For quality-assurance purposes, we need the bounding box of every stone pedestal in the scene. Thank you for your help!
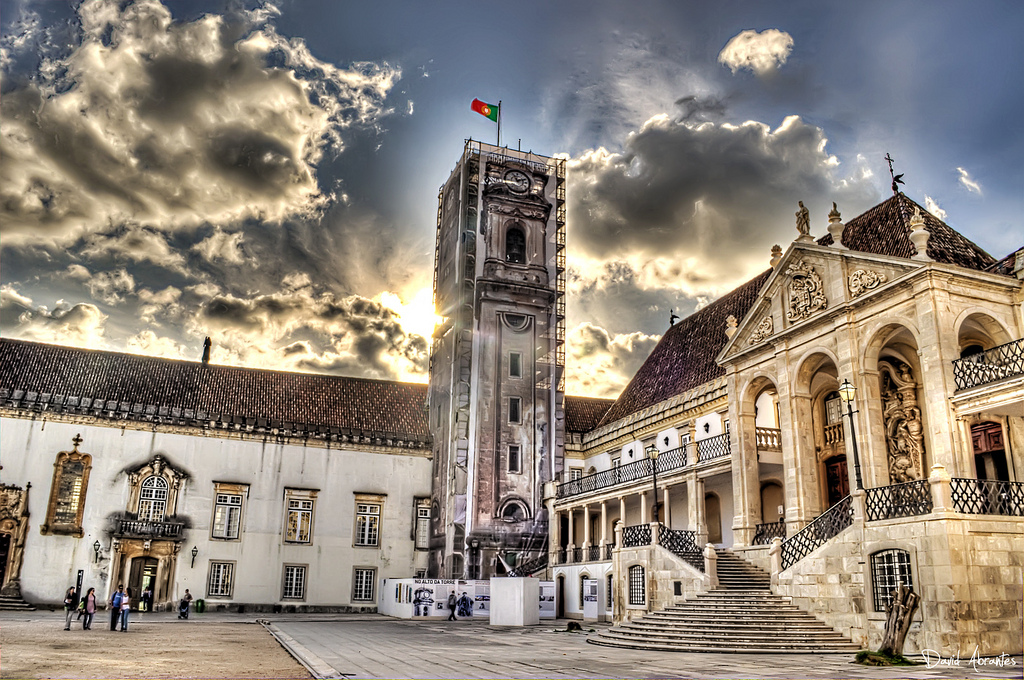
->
[489,577,539,626]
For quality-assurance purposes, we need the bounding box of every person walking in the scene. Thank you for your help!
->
[109,584,124,631]
[62,586,79,631]
[119,587,132,632]
[446,591,457,621]
[81,587,97,630]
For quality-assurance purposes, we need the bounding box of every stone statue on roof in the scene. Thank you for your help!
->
[795,201,810,236]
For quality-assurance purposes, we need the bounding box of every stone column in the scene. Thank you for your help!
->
[618,496,626,529]
[768,537,783,585]
[600,501,608,546]
[688,474,708,546]
[731,386,761,546]
[929,463,953,512]
[566,508,574,551]
[703,544,718,590]
[786,391,819,529]
[582,505,591,549]
[640,491,648,525]
[612,520,623,622]
[662,485,671,529]
[550,509,561,565]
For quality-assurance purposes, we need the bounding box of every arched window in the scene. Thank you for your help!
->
[138,476,168,522]
[628,565,645,605]
[579,573,590,606]
[42,435,92,536]
[505,225,526,264]
[870,549,913,612]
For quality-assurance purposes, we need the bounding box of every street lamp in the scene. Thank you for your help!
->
[93,540,101,563]
[646,444,660,524]
[838,379,864,491]
[190,545,199,568]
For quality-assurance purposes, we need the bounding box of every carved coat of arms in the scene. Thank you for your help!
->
[785,262,827,322]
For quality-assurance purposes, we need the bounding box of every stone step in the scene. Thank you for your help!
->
[606,628,854,644]
[590,632,860,653]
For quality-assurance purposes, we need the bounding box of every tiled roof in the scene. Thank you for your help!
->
[596,270,772,428]
[817,193,996,270]
[986,247,1022,276]
[0,338,430,445]
[563,395,615,433]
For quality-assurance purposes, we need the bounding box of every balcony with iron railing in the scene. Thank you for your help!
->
[556,434,732,501]
[952,338,1024,391]
[114,518,185,540]
[552,541,616,565]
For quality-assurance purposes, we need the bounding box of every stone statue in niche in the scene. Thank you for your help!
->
[785,261,827,322]
[879,360,925,482]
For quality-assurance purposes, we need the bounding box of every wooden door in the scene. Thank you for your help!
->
[825,455,850,507]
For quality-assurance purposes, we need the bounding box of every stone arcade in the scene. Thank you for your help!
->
[1,143,1021,656]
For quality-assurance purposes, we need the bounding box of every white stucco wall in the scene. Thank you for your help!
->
[2,416,431,608]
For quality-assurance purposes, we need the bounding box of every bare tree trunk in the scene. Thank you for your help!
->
[879,584,920,656]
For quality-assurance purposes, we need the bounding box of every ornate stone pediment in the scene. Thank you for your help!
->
[785,261,827,323]
[748,316,774,345]
[848,268,888,298]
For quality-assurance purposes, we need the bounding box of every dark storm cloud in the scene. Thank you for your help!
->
[0,0,400,244]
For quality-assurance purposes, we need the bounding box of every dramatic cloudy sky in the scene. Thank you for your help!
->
[2,1,1022,397]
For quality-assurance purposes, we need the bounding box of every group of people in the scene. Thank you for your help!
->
[62,584,191,631]
[446,591,473,620]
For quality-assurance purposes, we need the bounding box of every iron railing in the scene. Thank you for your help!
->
[586,545,602,562]
[622,523,652,548]
[115,519,184,539]
[556,548,567,565]
[696,433,730,462]
[781,496,854,570]
[507,554,548,577]
[571,547,583,563]
[951,478,1024,516]
[658,525,704,572]
[752,520,787,545]
[865,480,933,521]
[556,446,688,499]
[604,542,615,560]
[952,338,1024,391]
[755,427,782,451]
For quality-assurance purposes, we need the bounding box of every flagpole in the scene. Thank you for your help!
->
[497,100,502,147]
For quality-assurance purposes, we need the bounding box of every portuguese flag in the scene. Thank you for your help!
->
[471,98,499,122]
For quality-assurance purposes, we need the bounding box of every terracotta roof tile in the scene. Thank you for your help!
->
[0,338,430,443]
[596,270,772,428]
[563,395,615,433]
[817,193,996,270]
[986,248,1022,276]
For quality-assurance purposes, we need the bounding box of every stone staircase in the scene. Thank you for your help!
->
[0,595,37,611]
[589,551,859,653]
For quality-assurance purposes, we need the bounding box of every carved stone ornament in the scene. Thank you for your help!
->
[748,315,774,345]
[725,314,738,338]
[848,269,888,298]
[785,261,828,323]
[486,202,549,221]
[0,483,30,597]
[879,360,925,482]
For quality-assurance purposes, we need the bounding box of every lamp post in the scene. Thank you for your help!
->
[190,545,198,568]
[93,540,101,563]
[838,379,864,491]
[646,445,660,523]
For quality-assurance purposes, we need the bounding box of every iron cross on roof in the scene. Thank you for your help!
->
[885,153,905,195]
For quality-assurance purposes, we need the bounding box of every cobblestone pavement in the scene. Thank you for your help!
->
[3,610,1021,680]
[267,616,1024,680]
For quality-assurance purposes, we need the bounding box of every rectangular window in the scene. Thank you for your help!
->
[212,493,243,539]
[509,352,522,378]
[284,489,317,544]
[355,503,381,547]
[353,568,376,602]
[282,565,306,600]
[826,397,843,425]
[628,565,646,606]
[207,562,234,598]
[415,504,431,550]
[508,445,521,473]
[871,549,913,612]
[509,397,522,423]
[570,468,582,482]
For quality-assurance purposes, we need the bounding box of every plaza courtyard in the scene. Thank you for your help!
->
[1,610,1021,679]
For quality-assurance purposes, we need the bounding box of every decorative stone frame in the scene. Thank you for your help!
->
[860,538,923,623]
[283,488,318,545]
[210,482,249,542]
[126,455,188,519]
[353,492,386,548]
[41,434,92,537]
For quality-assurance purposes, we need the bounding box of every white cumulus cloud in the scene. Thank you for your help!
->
[956,167,982,195]
[718,29,794,76]
[924,196,947,220]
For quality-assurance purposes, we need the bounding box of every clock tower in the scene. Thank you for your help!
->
[428,141,566,578]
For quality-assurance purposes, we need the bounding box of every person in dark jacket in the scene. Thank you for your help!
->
[63,586,79,630]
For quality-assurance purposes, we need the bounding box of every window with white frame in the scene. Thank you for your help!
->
[508,396,522,423]
[212,484,246,540]
[138,476,168,521]
[355,502,381,547]
[508,445,521,473]
[207,561,234,598]
[353,567,376,601]
[285,489,317,544]
[415,501,430,550]
[569,468,582,482]
[509,352,522,378]
[282,564,306,599]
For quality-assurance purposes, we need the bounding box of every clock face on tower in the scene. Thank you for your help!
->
[504,170,530,193]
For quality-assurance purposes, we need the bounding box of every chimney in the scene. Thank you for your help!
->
[202,337,212,365]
